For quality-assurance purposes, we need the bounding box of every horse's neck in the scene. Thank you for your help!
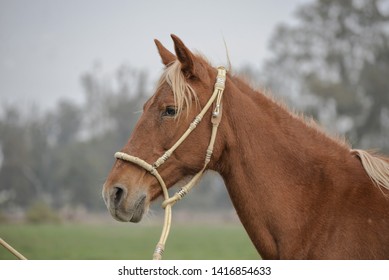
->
[214,78,352,259]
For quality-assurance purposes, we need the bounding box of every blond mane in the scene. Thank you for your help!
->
[156,60,198,117]
[352,149,389,192]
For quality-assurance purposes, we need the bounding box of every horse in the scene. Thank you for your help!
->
[102,34,389,259]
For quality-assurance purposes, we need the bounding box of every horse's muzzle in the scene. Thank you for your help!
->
[103,184,147,223]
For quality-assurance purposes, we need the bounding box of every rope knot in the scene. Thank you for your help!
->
[177,187,188,199]
[153,243,165,260]
[189,116,202,130]
[149,168,157,176]
[154,151,172,168]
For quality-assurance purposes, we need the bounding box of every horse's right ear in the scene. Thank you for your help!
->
[171,34,196,78]
[154,39,176,66]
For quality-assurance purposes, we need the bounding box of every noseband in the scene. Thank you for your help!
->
[114,66,227,259]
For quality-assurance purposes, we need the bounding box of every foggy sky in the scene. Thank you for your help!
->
[0,0,311,110]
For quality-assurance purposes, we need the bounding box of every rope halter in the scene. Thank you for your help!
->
[114,66,227,260]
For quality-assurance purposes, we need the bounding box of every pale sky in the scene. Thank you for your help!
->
[0,0,312,110]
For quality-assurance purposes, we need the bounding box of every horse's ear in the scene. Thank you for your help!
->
[154,39,176,66]
[171,34,196,78]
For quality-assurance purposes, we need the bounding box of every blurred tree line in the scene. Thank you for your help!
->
[262,0,389,150]
[0,64,149,212]
[0,0,388,214]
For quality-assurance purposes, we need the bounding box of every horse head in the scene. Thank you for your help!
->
[102,35,225,223]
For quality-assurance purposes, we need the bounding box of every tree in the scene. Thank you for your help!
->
[264,0,389,151]
[49,99,82,146]
[0,106,49,208]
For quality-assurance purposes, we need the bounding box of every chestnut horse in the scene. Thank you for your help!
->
[103,35,389,259]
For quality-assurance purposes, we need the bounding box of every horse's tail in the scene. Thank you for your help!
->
[351,149,389,192]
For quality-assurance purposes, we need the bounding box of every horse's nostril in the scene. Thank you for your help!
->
[112,186,125,207]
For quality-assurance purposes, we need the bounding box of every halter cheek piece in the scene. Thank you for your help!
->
[114,67,227,260]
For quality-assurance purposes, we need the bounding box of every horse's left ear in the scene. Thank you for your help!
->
[154,39,176,66]
[171,34,196,78]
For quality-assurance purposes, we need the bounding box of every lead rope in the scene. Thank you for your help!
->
[114,67,227,260]
[0,238,27,260]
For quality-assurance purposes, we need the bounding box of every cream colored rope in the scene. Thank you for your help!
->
[114,152,172,260]
[114,67,227,260]
[0,238,27,260]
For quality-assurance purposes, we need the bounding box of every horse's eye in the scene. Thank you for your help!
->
[162,106,177,117]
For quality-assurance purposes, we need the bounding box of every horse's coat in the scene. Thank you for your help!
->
[102,35,389,259]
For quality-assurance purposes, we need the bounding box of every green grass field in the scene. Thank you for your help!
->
[0,223,259,260]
